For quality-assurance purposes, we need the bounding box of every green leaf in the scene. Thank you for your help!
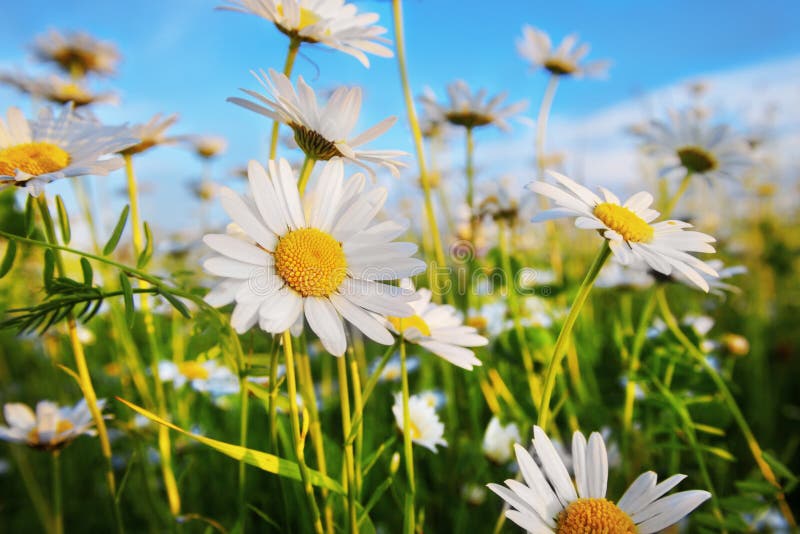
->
[116,397,344,494]
[0,240,16,278]
[762,450,797,483]
[43,249,56,289]
[119,273,135,327]
[103,205,130,256]
[55,195,71,245]
[24,195,36,237]
[160,290,191,318]
[702,445,735,462]
[80,258,93,286]
[693,423,725,436]
[137,221,154,268]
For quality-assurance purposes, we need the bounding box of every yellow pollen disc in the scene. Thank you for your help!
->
[408,418,422,440]
[276,4,322,30]
[465,316,488,331]
[28,420,74,444]
[274,228,347,297]
[0,142,71,177]
[676,145,718,174]
[556,498,637,534]
[593,202,654,243]
[544,58,578,75]
[179,361,210,380]
[387,315,432,337]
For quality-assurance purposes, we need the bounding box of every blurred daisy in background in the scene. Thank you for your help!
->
[482,416,522,464]
[0,399,106,451]
[203,158,424,355]
[33,29,120,77]
[229,69,406,176]
[374,353,419,383]
[218,0,392,67]
[488,426,710,533]
[529,171,719,291]
[517,26,610,78]
[419,82,528,132]
[158,359,240,396]
[392,392,446,452]
[0,105,136,194]
[382,279,488,370]
[634,108,753,182]
[0,73,118,107]
[122,113,180,156]
[185,135,228,160]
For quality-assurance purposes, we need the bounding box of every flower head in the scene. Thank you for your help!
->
[382,279,488,370]
[229,69,406,177]
[185,135,228,159]
[122,113,180,156]
[529,171,718,291]
[482,416,522,464]
[218,0,392,67]
[203,158,425,356]
[0,72,118,107]
[392,393,446,452]
[419,82,527,132]
[158,360,240,396]
[488,426,711,533]
[0,106,137,195]
[33,29,120,77]
[0,399,105,451]
[517,26,610,78]
[634,108,753,182]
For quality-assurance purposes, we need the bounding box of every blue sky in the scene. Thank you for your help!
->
[2,0,799,234]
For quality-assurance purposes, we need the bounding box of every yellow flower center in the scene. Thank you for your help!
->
[274,228,347,297]
[593,202,654,243]
[28,419,74,444]
[0,142,71,177]
[677,145,718,173]
[387,315,432,337]
[276,4,322,30]
[55,82,91,104]
[465,316,488,331]
[544,57,578,76]
[179,361,210,381]
[556,498,637,534]
[408,418,422,440]
[444,110,494,129]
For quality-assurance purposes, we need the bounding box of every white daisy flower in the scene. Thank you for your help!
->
[0,399,106,451]
[122,113,180,156]
[185,135,228,159]
[217,0,392,67]
[203,158,425,356]
[381,279,488,370]
[478,175,535,225]
[33,29,120,77]
[634,108,753,183]
[517,26,610,78]
[0,72,118,107]
[529,171,719,292]
[392,392,446,453]
[373,353,419,383]
[229,69,406,177]
[158,360,240,396]
[596,260,655,290]
[483,416,522,464]
[0,106,137,195]
[419,82,527,132]
[488,426,711,533]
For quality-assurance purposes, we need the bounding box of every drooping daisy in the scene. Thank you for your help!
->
[634,108,753,183]
[228,69,406,177]
[516,26,610,78]
[0,106,137,194]
[121,113,180,156]
[33,29,120,77]
[203,158,425,356]
[392,392,446,452]
[158,360,240,396]
[0,399,106,451]
[185,135,228,159]
[0,73,118,107]
[483,416,522,464]
[488,426,711,533]
[381,279,488,370]
[217,0,392,67]
[419,81,527,132]
[529,171,719,291]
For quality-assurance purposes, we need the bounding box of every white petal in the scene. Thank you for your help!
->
[304,297,347,356]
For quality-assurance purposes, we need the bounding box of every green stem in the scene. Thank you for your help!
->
[464,126,477,313]
[622,288,658,436]
[269,39,301,160]
[348,349,364,497]
[391,0,449,302]
[656,289,796,528]
[297,156,315,195]
[267,338,281,452]
[662,171,692,218]
[537,241,611,430]
[52,451,63,534]
[338,354,358,534]
[399,330,416,534]
[238,358,250,533]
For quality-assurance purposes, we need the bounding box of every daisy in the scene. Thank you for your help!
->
[0,106,137,194]
[228,69,406,176]
[634,108,753,183]
[392,392,446,452]
[121,113,180,156]
[483,416,522,464]
[373,353,419,383]
[33,29,120,77]
[217,0,392,67]
[488,426,711,533]
[0,399,106,451]
[419,81,527,131]
[158,360,240,396]
[529,171,719,292]
[185,135,228,159]
[478,175,535,225]
[203,158,425,356]
[517,26,610,78]
[381,279,488,370]
[0,73,118,107]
